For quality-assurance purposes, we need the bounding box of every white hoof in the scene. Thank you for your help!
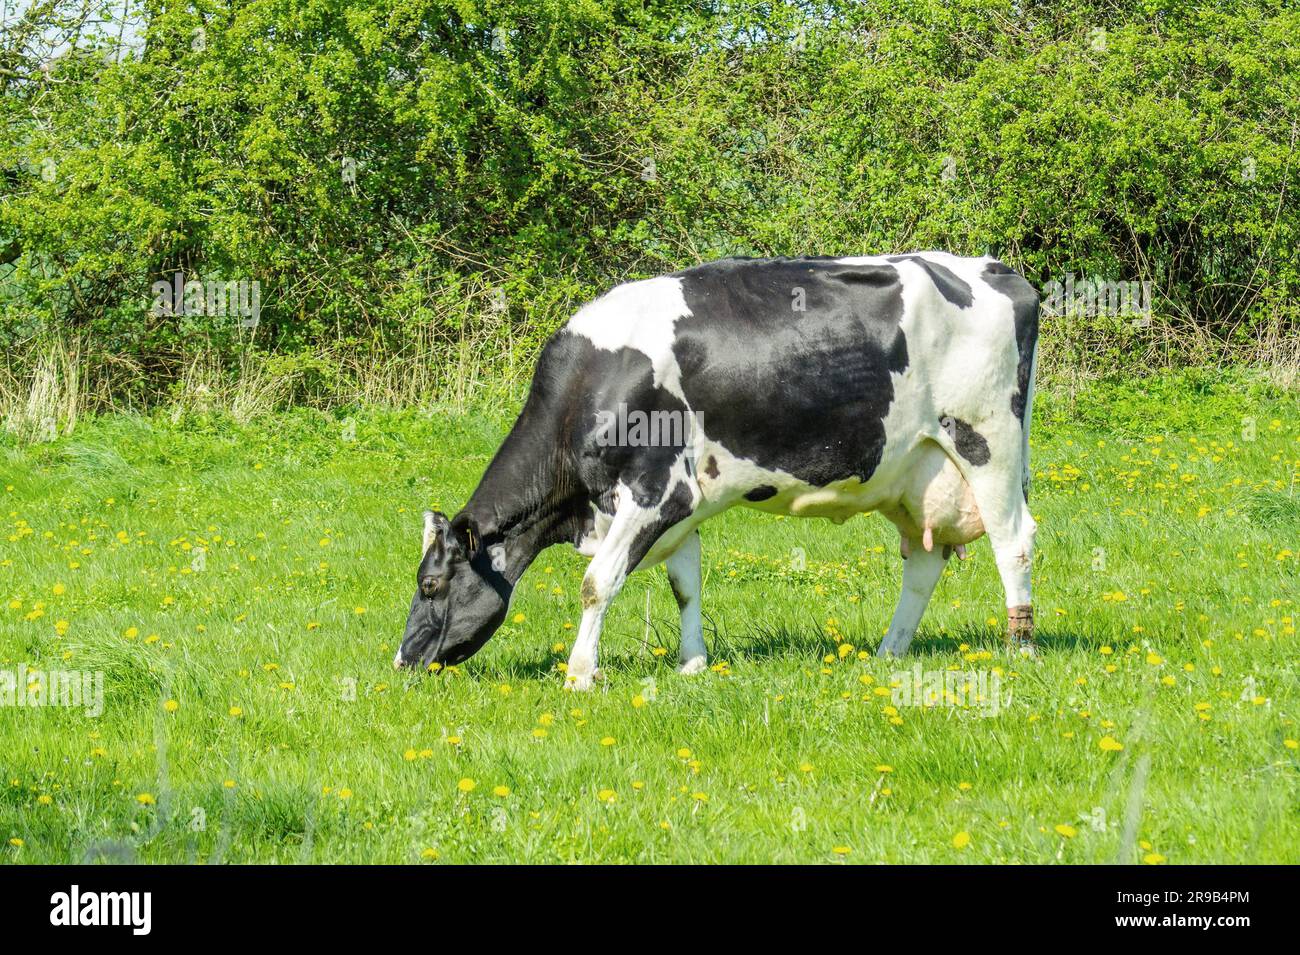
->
[564,666,601,691]
[677,655,708,676]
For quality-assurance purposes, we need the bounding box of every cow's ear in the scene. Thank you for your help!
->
[449,512,482,559]
[422,510,450,554]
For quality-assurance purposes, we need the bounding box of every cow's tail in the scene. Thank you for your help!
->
[1019,295,1040,504]
[1021,345,1037,503]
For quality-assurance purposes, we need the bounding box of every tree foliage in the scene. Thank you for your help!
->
[1,0,1296,387]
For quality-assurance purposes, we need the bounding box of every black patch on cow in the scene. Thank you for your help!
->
[671,257,909,487]
[887,255,973,309]
[703,455,719,479]
[941,416,991,466]
[532,332,689,510]
[745,485,778,502]
[981,261,1039,422]
[628,480,695,570]
[464,330,693,557]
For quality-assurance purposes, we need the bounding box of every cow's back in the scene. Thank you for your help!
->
[556,253,1037,507]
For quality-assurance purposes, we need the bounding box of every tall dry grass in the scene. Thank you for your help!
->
[1,295,532,442]
[1,285,1293,445]
[0,338,88,442]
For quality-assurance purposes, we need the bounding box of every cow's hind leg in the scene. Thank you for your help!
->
[963,467,1037,655]
[665,530,707,674]
[566,485,695,690]
[877,543,948,657]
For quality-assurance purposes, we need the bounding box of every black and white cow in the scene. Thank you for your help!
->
[397,253,1040,688]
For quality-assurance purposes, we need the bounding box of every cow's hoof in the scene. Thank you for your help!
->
[677,655,708,676]
[1010,641,1038,660]
[565,672,593,691]
[564,667,602,691]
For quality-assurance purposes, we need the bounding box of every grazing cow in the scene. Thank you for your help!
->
[397,253,1039,689]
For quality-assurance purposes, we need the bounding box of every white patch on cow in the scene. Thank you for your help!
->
[566,276,692,400]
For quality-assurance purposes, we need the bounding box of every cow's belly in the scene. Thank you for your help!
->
[710,440,984,544]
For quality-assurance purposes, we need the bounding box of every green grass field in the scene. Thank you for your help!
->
[1,370,1297,863]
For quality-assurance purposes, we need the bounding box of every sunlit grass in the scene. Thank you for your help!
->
[1,373,1297,863]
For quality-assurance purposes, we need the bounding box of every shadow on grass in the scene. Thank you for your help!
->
[457,617,1113,684]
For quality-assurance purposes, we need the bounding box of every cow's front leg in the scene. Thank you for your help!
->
[665,530,707,674]
[566,493,683,691]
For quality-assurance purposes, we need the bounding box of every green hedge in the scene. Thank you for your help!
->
[2,0,1296,389]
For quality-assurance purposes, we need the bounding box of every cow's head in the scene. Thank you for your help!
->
[394,510,510,671]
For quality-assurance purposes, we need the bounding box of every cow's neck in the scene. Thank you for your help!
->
[459,421,580,585]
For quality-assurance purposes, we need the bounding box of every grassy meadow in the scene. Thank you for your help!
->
[1,369,1297,863]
